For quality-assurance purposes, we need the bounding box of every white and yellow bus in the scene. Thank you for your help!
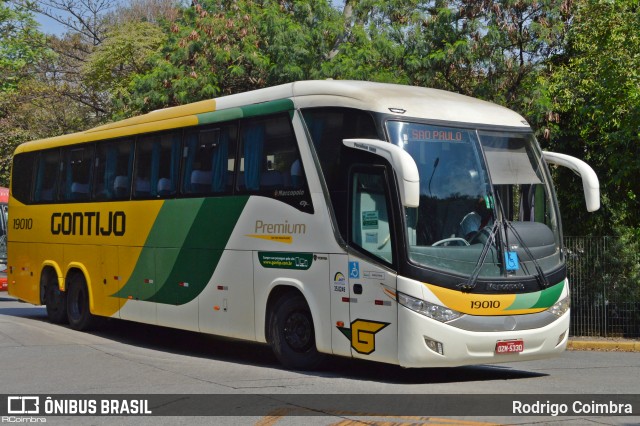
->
[8,81,599,369]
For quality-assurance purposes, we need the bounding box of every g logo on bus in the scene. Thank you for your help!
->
[338,319,389,355]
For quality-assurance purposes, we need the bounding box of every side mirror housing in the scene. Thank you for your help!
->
[543,151,600,212]
[343,139,420,208]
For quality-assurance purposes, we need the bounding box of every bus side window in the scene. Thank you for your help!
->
[134,131,181,199]
[237,114,303,192]
[11,153,36,204]
[350,169,394,265]
[182,124,237,195]
[58,145,94,202]
[33,149,60,203]
[93,139,133,201]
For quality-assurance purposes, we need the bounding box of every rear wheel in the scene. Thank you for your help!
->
[66,272,100,331]
[43,271,67,324]
[269,294,324,370]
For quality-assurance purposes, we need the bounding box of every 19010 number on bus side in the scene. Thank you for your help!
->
[13,218,33,230]
[470,300,501,309]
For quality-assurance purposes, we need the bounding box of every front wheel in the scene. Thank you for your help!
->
[66,273,101,331]
[269,294,324,370]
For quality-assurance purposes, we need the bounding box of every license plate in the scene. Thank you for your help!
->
[495,339,524,354]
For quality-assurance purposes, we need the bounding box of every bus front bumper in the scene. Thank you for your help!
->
[398,306,570,368]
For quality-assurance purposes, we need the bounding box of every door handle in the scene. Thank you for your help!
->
[353,284,363,294]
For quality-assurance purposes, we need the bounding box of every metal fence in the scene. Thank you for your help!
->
[565,236,640,338]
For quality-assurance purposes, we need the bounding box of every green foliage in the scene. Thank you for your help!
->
[0,1,49,92]
[121,0,339,114]
[547,0,640,239]
[83,21,166,97]
[405,0,571,111]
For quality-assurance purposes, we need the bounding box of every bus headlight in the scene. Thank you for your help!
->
[397,292,462,323]
[548,295,571,317]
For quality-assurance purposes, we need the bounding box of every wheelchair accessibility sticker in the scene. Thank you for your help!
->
[349,261,360,279]
[505,251,519,271]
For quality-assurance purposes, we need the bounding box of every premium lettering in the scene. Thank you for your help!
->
[51,211,126,236]
[254,220,306,235]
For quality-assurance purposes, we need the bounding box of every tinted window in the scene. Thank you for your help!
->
[59,145,95,202]
[301,108,378,192]
[302,108,379,237]
[93,139,134,200]
[34,149,60,203]
[237,114,302,191]
[134,131,181,199]
[182,124,237,195]
[11,153,36,204]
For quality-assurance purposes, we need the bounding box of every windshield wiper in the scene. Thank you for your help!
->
[458,191,551,292]
[458,218,501,292]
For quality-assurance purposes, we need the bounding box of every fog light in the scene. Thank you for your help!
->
[424,337,444,355]
[556,330,567,347]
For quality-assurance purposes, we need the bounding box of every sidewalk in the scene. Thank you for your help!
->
[567,337,640,352]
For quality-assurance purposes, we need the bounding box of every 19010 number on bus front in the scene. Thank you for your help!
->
[470,300,501,309]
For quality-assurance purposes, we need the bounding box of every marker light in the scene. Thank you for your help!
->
[397,292,462,323]
[424,337,445,355]
[557,330,567,347]
[548,295,571,318]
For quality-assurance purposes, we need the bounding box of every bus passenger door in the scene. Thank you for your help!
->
[346,167,398,365]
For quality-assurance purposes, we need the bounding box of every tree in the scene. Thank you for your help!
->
[0,1,49,92]
[403,0,571,111]
[0,2,52,185]
[546,0,640,306]
[83,21,166,103]
[121,0,342,114]
[547,0,640,238]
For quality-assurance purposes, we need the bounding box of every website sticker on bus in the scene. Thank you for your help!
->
[258,252,313,270]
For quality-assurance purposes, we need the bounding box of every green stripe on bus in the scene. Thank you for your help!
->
[240,99,294,118]
[196,99,294,125]
[112,196,250,305]
[505,290,541,310]
[197,108,243,125]
[531,280,564,308]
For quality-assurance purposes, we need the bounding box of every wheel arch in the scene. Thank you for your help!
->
[39,262,63,305]
[65,263,95,314]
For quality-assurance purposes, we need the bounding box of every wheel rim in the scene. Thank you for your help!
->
[283,311,313,353]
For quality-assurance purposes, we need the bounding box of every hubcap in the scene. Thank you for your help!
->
[283,311,312,352]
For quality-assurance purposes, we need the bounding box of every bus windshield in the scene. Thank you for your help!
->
[387,121,562,279]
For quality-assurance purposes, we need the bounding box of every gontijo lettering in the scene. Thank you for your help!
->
[51,211,126,236]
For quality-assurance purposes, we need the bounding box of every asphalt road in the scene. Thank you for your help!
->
[1,294,638,426]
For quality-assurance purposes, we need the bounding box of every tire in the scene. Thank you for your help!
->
[66,272,100,331]
[44,272,67,324]
[269,294,325,370]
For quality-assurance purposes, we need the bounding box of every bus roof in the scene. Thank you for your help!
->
[15,80,530,154]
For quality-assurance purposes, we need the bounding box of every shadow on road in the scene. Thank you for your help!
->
[0,298,547,384]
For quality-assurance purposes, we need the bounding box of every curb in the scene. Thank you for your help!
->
[567,339,640,352]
